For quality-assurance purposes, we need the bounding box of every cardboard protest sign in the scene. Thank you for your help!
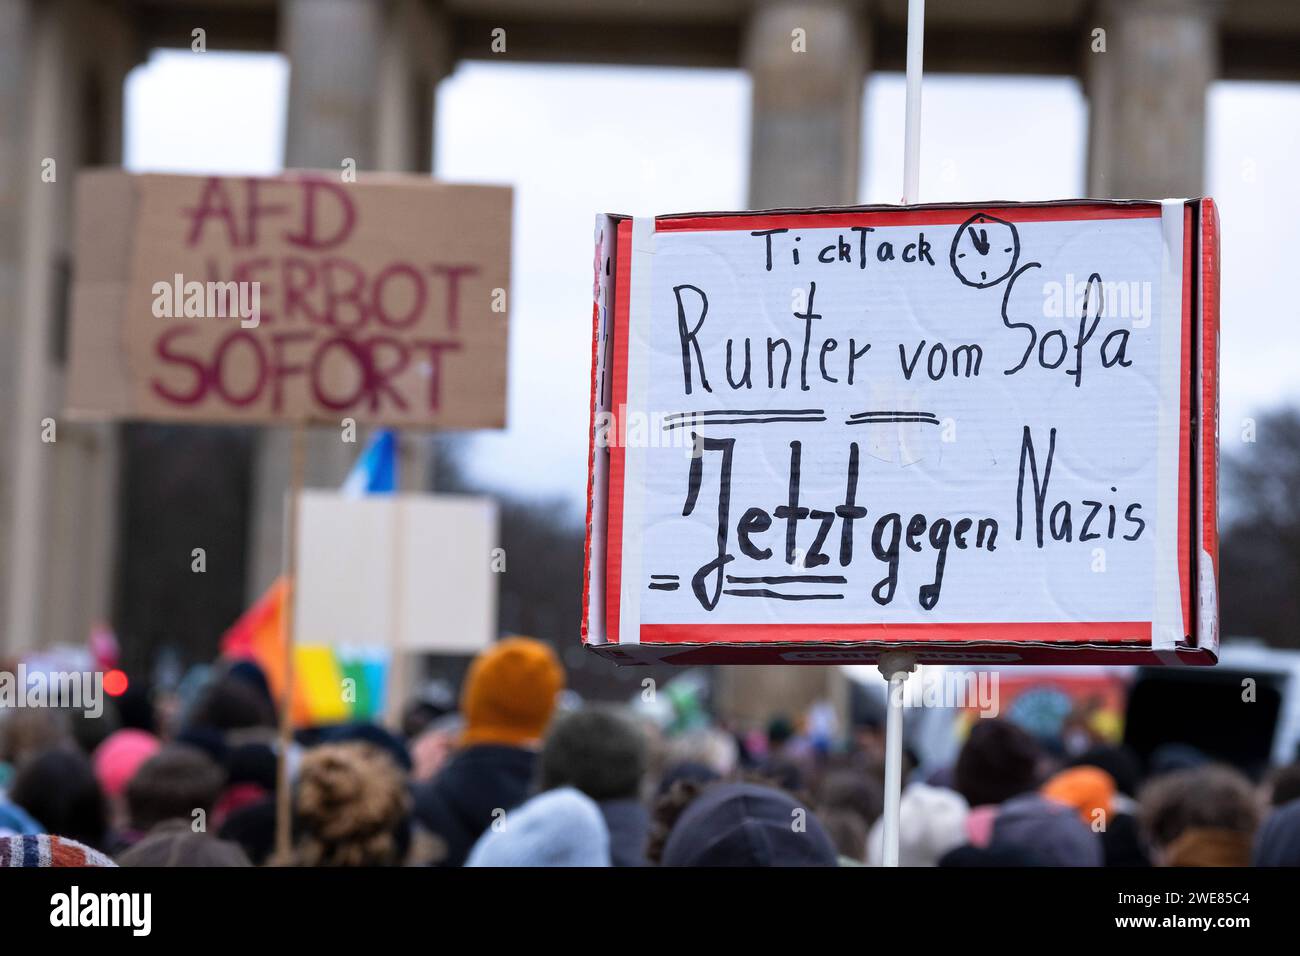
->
[294,491,498,653]
[66,170,511,428]
[584,200,1219,666]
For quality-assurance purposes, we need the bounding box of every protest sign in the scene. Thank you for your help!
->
[583,200,1219,665]
[66,170,511,428]
[294,490,498,654]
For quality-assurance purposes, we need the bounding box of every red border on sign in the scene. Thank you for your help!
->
[603,218,634,645]
[657,204,1162,234]
[639,622,1152,645]
[1200,201,1220,593]
[1179,205,1193,631]
[580,299,599,643]
[600,203,1197,650]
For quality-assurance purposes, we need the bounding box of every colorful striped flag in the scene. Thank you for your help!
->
[221,430,397,726]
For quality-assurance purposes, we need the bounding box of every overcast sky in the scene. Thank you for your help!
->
[125,51,1300,515]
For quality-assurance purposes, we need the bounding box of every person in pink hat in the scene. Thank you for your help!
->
[92,728,160,831]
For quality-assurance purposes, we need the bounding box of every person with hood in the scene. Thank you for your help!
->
[412,636,564,867]
[660,782,839,866]
[466,787,609,867]
[538,705,650,866]
[1139,764,1260,866]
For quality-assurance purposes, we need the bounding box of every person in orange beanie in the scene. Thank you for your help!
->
[458,636,566,747]
[1043,764,1150,866]
[1042,766,1116,827]
[411,637,564,866]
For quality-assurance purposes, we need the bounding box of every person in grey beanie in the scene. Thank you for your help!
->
[990,792,1104,866]
[538,706,651,866]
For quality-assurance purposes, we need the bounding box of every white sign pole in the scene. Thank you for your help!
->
[879,650,916,866]
[879,0,926,870]
[902,0,925,206]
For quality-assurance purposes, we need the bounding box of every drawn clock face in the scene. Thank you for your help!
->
[949,213,1021,288]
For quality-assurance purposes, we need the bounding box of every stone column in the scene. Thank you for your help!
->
[745,0,867,208]
[0,0,34,651]
[1086,0,1219,198]
[379,0,450,495]
[249,0,450,595]
[720,0,869,727]
[377,0,449,175]
[1,0,136,653]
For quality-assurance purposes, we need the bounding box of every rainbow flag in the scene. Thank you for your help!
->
[220,578,389,727]
[221,431,396,727]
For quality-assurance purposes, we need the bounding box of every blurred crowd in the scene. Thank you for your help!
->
[2,635,1300,868]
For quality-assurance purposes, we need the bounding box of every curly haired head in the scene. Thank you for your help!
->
[1138,763,1261,851]
[645,777,708,866]
[279,743,411,867]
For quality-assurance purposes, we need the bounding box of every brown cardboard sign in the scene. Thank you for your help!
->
[67,170,511,429]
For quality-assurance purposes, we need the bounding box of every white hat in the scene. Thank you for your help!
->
[867,782,969,866]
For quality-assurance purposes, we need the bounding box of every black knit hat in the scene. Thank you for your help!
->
[661,782,838,867]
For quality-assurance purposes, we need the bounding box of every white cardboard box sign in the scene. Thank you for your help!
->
[583,200,1219,666]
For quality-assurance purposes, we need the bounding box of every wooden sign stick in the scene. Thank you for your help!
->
[274,423,308,859]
